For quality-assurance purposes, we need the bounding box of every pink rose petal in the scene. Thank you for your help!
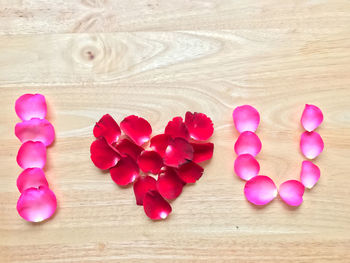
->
[184,112,214,141]
[90,138,120,170]
[157,167,184,200]
[234,131,262,157]
[120,115,152,146]
[113,138,144,161]
[15,94,47,121]
[191,142,214,163]
[300,131,324,159]
[137,151,163,174]
[163,138,194,167]
[110,156,140,186]
[233,105,260,133]
[133,176,157,205]
[300,160,320,189]
[150,134,172,157]
[234,154,260,181]
[17,141,46,169]
[279,180,305,207]
[93,114,121,145]
[177,161,204,183]
[17,168,49,193]
[143,190,172,220]
[301,104,323,132]
[244,176,277,205]
[16,186,57,222]
[15,118,55,146]
[164,116,190,140]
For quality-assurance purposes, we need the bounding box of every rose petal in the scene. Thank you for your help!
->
[15,94,47,121]
[177,161,204,183]
[234,131,262,157]
[90,138,120,170]
[300,131,324,159]
[184,112,214,141]
[233,105,260,133]
[143,190,172,220]
[279,180,305,206]
[17,141,46,169]
[15,118,55,146]
[163,138,194,167]
[137,151,163,174]
[93,114,121,145]
[120,115,152,146]
[17,168,49,193]
[191,142,214,163]
[234,154,260,181]
[133,176,157,205]
[110,156,140,186]
[300,161,320,189]
[16,186,57,222]
[150,134,172,157]
[301,104,323,132]
[157,167,184,200]
[164,116,189,140]
[244,176,277,205]
[113,138,144,161]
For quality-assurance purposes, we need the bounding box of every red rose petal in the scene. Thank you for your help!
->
[110,156,140,186]
[120,115,152,146]
[157,167,184,200]
[113,138,144,161]
[15,94,47,121]
[143,190,172,220]
[234,131,262,157]
[177,161,204,183]
[191,142,214,163]
[234,154,260,181]
[300,160,321,189]
[232,105,260,133]
[90,138,120,170]
[150,134,172,157]
[164,116,189,140]
[244,175,277,206]
[184,112,214,141]
[163,138,194,167]
[137,151,163,174]
[300,131,324,159]
[93,114,121,145]
[133,176,157,205]
[17,168,49,193]
[15,118,55,146]
[301,104,323,132]
[17,141,46,169]
[279,180,305,207]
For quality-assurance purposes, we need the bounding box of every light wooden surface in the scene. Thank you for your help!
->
[1,1,350,262]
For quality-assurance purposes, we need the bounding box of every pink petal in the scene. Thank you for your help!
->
[120,115,152,146]
[17,141,46,169]
[137,151,163,174]
[93,114,121,145]
[15,94,47,121]
[300,131,324,159]
[164,116,189,140]
[279,180,305,207]
[150,134,172,157]
[143,190,172,220]
[191,142,214,163]
[177,161,204,183]
[234,131,262,157]
[113,138,144,161]
[17,168,49,193]
[163,138,194,167]
[157,167,184,200]
[110,156,140,186]
[133,176,157,205]
[16,186,57,222]
[233,105,260,133]
[244,176,277,206]
[301,104,323,132]
[300,161,320,189]
[234,154,260,181]
[184,112,214,141]
[15,118,55,146]
[90,138,120,170]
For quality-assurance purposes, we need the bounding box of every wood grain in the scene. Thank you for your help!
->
[1,1,350,262]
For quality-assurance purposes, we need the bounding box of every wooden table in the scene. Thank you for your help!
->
[1,1,350,262]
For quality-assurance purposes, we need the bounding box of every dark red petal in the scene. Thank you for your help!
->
[120,115,152,146]
[113,138,144,161]
[110,156,140,186]
[133,176,157,205]
[137,151,163,174]
[90,138,120,170]
[143,190,172,220]
[191,142,214,163]
[93,114,121,145]
[178,161,204,183]
[150,134,172,157]
[157,167,184,200]
[163,138,194,167]
[185,112,214,141]
[164,116,189,140]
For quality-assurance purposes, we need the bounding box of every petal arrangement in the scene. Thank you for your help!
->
[90,112,214,220]
[15,94,57,222]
